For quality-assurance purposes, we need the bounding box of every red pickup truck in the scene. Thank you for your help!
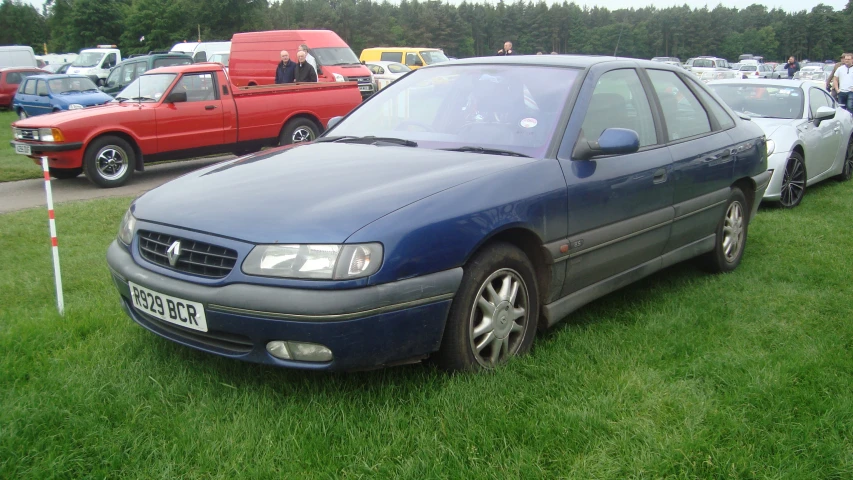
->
[10,63,362,187]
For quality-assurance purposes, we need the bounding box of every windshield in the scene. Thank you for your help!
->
[420,51,449,65]
[693,59,714,68]
[739,66,757,71]
[709,85,803,119]
[114,73,177,102]
[72,52,105,68]
[326,64,580,157]
[48,77,98,93]
[312,47,360,66]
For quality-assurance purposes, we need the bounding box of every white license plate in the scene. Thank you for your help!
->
[15,144,31,155]
[358,85,371,92]
[128,282,208,332]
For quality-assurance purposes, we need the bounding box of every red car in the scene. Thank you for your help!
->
[0,67,48,109]
[10,63,362,187]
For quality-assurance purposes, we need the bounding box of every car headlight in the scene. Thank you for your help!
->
[38,128,65,142]
[332,73,346,82]
[242,243,383,280]
[766,139,775,156]
[68,104,84,110]
[117,209,136,245]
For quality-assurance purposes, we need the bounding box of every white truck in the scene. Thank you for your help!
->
[66,45,121,85]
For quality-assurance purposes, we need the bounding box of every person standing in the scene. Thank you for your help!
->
[833,53,853,110]
[275,50,296,84]
[827,54,845,100]
[295,50,318,83]
[298,44,318,72]
[785,56,800,79]
[497,41,514,56]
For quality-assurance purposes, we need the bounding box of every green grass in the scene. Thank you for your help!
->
[0,110,43,182]
[2,183,853,478]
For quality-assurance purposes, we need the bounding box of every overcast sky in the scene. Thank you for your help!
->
[21,0,848,15]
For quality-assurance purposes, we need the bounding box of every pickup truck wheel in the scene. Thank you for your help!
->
[698,187,748,274]
[434,242,539,372]
[51,167,83,180]
[279,118,318,146]
[84,136,135,188]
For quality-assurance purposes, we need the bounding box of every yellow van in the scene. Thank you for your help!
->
[359,48,449,69]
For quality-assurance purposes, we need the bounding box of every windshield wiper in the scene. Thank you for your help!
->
[440,146,530,157]
[116,96,156,103]
[315,136,418,147]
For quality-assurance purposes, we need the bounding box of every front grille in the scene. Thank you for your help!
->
[346,76,372,84]
[15,128,38,140]
[138,230,238,278]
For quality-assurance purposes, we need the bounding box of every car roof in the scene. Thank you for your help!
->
[434,55,664,70]
[26,74,94,80]
[364,47,442,52]
[146,63,223,74]
[119,53,193,64]
[0,67,47,73]
[707,79,811,88]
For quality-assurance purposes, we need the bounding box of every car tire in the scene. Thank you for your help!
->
[50,167,83,180]
[699,187,749,274]
[17,109,28,120]
[278,118,319,146]
[836,137,853,182]
[780,152,806,208]
[434,242,539,372]
[83,136,135,188]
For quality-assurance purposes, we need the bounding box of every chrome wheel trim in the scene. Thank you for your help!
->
[722,200,745,263]
[95,146,128,180]
[780,156,805,207]
[292,126,314,143]
[468,268,530,369]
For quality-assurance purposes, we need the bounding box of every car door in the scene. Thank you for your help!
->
[155,72,225,152]
[556,66,674,296]
[645,69,740,257]
[17,77,37,115]
[33,79,53,114]
[807,86,842,178]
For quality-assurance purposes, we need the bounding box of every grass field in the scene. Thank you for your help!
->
[0,110,43,182]
[2,180,853,478]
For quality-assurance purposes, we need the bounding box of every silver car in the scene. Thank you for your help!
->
[738,64,773,79]
[365,61,411,90]
[709,79,853,207]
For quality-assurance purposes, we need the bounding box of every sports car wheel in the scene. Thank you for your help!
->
[836,137,853,182]
[435,242,539,372]
[780,152,806,208]
[699,187,748,274]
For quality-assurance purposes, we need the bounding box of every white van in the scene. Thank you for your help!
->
[169,41,231,63]
[67,45,122,84]
[0,45,37,68]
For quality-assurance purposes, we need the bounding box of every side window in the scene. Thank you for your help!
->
[193,51,207,63]
[405,53,419,66]
[579,69,657,148]
[23,79,36,95]
[105,68,121,88]
[6,72,22,84]
[685,76,735,130]
[172,73,218,102]
[809,88,829,118]
[36,80,48,96]
[647,70,712,141]
[120,64,136,84]
[134,62,147,79]
[380,52,403,63]
[153,58,192,68]
[370,65,384,75]
[822,90,836,108]
[104,53,117,68]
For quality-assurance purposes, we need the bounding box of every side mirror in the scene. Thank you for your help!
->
[165,91,187,103]
[327,116,343,130]
[317,65,323,76]
[814,105,836,125]
[572,128,640,160]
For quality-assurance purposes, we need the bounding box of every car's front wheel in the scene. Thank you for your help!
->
[780,152,806,208]
[17,109,27,120]
[699,187,749,273]
[836,137,853,182]
[83,136,135,188]
[435,242,539,372]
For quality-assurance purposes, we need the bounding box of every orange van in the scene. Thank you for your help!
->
[229,30,375,100]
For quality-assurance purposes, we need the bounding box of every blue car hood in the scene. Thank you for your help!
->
[56,91,113,106]
[133,143,537,244]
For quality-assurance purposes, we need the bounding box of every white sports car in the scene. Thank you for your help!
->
[709,79,853,207]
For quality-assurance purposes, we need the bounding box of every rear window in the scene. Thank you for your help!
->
[740,66,757,71]
[380,52,403,63]
[153,57,193,68]
[693,59,713,68]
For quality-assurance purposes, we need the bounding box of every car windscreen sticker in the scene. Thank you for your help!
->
[520,118,538,128]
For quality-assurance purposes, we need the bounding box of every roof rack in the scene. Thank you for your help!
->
[128,53,146,58]
[147,50,171,55]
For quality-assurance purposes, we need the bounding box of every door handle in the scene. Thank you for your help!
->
[653,168,667,184]
[205,105,217,110]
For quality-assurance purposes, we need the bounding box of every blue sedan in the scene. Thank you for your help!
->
[13,74,112,118]
[106,56,770,372]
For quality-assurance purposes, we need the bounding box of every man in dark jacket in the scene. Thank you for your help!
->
[275,50,296,84]
[785,56,800,79]
[497,41,514,56]
[295,50,318,82]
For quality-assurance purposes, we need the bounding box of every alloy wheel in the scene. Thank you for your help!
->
[721,200,745,263]
[780,156,805,207]
[95,146,128,181]
[292,126,314,143]
[468,268,530,368]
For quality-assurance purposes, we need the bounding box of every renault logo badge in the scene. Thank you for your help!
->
[166,240,182,267]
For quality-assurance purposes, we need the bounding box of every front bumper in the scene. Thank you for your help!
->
[751,169,772,216]
[106,241,462,371]
[761,151,791,202]
[10,140,84,153]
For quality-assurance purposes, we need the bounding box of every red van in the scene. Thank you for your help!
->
[229,30,375,100]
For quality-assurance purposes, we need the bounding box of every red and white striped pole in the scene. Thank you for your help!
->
[41,156,65,315]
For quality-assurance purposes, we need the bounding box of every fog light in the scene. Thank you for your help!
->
[266,340,333,362]
[266,341,291,359]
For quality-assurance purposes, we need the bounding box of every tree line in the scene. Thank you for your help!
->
[3,0,853,63]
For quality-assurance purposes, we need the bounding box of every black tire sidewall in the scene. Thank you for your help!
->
[435,242,539,372]
[84,136,135,188]
[279,118,318,146]
[781,153,806,208]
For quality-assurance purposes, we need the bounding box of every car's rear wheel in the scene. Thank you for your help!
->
[836,137,853,182]
[278,118,319,146]
[780,152,806,208]
[83,136,135,188]
[50,167,83,180]
[435,242,538,372]
[699,187,749,274]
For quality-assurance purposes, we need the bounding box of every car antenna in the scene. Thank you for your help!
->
[137,70,142,107]
[613,23,625,57]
